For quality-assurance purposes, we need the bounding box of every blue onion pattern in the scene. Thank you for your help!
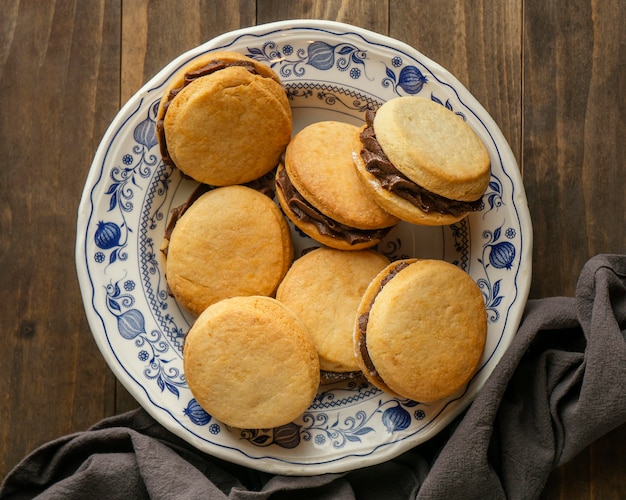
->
[489,241,516,270]
[430,94,467,120]
[184,399,212,426]
[97,101,160,268]
[133,102,159,150]
[382,403,412,432]
[105,274,187,397]
[483,176,504,214]
[477,223,516,322]
[94,221,122,249]
[307,41,336,70]
[117,309,146,340]
[246,40,368,79]
[272,423,302,449]
[383,64,428,95]
[240,396,422,450]
[397,66,428,94]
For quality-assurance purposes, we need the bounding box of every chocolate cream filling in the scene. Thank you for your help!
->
[156,59,265,169]
[275,166,393,246]
[320,370,365,385]
[357,260,412,387]
[359,110,483,217]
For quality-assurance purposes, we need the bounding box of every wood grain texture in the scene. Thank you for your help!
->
[524,0,625,299]
[257,0,388,32]
[121,0,256,102]
[524,0,626,497]
[0,0,121,479]
[0,0,624,495]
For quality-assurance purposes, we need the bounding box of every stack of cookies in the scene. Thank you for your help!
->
[157,51,490,430]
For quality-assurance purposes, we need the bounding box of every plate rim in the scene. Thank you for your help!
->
[76,19,533,475]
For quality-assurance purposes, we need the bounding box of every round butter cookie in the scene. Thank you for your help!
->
[354,96,491,225]
[184,296,320,429]
[276,121,398,250]
[276,247,389,374]
[164,185,293,316]
[157,51,292,186]
[354,259,487,402]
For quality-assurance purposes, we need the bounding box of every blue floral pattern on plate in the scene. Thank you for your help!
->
[76,20,532,475]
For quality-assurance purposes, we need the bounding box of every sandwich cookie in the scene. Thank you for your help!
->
[157,51,292,186]
[276,121,399,250]
[354,259,487,402]
[163,185,293,316]
[183,296,320,429]
[354,96,491,225]
[276,247,389,379]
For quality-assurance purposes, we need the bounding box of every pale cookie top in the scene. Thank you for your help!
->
[366,259,487,402]
[165,186,293,316]
[373,96,490,201]
[183,296,320,429]
[164,66,292,185]
[156,51,283,125]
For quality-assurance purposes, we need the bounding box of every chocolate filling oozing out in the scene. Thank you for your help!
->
[357,260,412,387]
[320,370,366,385]
[275,167,393,246]
[359,110,483,217]
[156,59,264,169]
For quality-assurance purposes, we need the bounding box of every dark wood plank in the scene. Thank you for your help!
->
[257,0,389,33]
[525,0,626,497]
[523,0,625,299]
[0,0,121,480]
[590,424,626,498]
[1,1,623,496]
[121,0,256,102]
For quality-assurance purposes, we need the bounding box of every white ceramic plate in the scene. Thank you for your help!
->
[76,20,532,475]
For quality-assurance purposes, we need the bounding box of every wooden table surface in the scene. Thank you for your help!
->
[1,1,624,497]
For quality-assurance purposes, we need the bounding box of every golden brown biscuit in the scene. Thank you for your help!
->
[354,96,491,225]
[157,51,292,186]
[354,259,487,402]
[164,185,293,316]
[275,121,398,250]
[183,296,320,429]
[276,247,389,373]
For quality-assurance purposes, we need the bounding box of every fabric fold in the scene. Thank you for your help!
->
[1,254,625,500]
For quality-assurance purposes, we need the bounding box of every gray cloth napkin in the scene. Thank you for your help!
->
[2,254,625,500]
